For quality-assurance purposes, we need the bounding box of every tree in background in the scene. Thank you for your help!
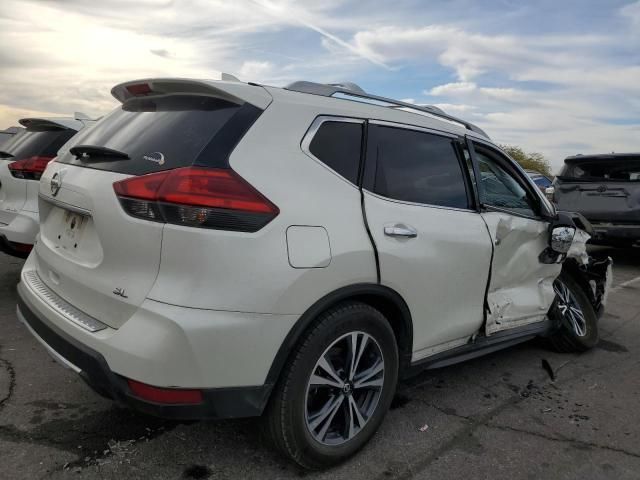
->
[499,144,552,177]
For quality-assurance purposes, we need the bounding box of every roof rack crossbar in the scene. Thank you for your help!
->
[285,81,488,138]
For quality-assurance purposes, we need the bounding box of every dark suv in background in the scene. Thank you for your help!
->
[551,153,640,247]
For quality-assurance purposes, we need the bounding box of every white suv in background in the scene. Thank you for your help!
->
[0,114,94,257]
[16,77,611,469]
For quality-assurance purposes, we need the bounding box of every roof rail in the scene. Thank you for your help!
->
[285,80,489,138]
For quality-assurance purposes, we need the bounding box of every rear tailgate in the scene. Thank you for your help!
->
[555,181,640,223]
[36,165,164,329]
[30,78,271,330]
[555,157,640,223]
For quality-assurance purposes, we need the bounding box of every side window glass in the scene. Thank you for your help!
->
[475,149,537,217]
[368,126,469,209]
[309,121,363,184]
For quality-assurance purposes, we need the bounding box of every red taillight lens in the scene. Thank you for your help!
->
[8,156,54,180]
[127,379,203,405]
[113,167,279,232]
[157,168,277,214]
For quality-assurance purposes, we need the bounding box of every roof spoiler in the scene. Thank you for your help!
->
[111,75,272,109]
[18,116,88,132]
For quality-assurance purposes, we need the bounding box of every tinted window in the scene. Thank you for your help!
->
[560,158,640,182]
[366,126,469,209]
[476,150,536,216]
[309,121,362,184]
[2,128,76,160]
[55,95,247,175]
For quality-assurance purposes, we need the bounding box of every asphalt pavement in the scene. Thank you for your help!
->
[1,247,639,479]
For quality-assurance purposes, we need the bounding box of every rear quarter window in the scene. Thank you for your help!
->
[308,120,363,184]
[363,125,470,209]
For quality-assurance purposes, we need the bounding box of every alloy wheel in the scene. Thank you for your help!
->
[553,279,587,337]
[305,331,385,446]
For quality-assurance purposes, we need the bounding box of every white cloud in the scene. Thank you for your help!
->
[347,19,638,171]
[621,0,640,28]
[238,60,276,81]
[0,0,637,172]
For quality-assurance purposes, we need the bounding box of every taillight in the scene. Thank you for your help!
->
[113,167,279,232]
[8,156,54,180]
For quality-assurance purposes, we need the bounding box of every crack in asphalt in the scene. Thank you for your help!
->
[0,357,16,412]
[487,423,640,459]
[378,325,639,479]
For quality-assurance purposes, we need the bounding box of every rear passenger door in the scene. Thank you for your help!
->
[362,122,493,361]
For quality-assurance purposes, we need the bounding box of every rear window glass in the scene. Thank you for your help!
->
[560,159,640,182]
[1,129,76,160]
[532,176,552,188]
[55,95,244,175]
[365,125,469,209]
[309,121,362,184]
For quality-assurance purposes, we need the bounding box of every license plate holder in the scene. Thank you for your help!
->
[58,210,86,251]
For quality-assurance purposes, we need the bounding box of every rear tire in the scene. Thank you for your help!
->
[548,272,599,353]
[263,301,399,469]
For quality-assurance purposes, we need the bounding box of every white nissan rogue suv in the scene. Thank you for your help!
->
[16,76,611,469]
[0,114,94,257]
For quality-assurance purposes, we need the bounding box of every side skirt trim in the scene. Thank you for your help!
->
[405,320,554,376]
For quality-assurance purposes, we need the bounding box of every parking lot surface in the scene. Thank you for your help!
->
[1,247,639,480]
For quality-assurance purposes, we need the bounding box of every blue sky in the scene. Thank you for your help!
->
[0,0,639,171]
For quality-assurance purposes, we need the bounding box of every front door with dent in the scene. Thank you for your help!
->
[469,141,561,334]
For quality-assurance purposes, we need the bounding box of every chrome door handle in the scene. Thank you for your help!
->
[384,224,418,238]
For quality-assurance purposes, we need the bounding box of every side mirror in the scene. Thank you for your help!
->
[550,225,576,254]
[540,212,577,264]
[545,186,555,202]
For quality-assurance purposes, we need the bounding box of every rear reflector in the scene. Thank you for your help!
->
[113,167,279,232]
[8,156,54,180]
[127,379,203,405]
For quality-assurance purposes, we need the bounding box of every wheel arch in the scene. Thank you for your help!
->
[264,283,414,386]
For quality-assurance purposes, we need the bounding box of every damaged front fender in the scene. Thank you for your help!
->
[563,228,613,317]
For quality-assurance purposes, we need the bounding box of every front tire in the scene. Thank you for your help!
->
[548,272,599,352]
[264,302,399,469]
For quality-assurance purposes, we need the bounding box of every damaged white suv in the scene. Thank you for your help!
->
[17,77,611,469]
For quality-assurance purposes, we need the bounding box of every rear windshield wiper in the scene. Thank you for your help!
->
[70,145,130,161]
[0,151,14,159]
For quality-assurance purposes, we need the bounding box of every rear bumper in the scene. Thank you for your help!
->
[589,223,640,245]
[17,291,273,420]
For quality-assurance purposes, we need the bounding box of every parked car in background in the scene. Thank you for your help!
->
[0,126,23,147]
[550,153,640,247]
[0,114,94,257]
[526,169,553,192]
[16,77,610,469]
